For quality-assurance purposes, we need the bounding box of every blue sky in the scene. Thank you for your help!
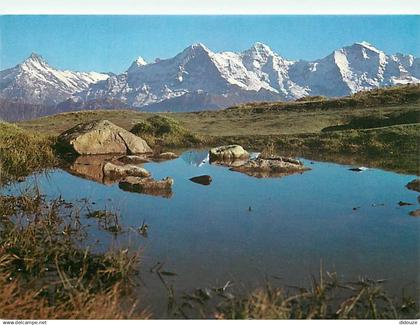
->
[1,15,418,73]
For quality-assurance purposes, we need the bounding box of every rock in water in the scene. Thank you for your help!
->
[103,162,150,178]
[349,167,368,172]
[119,176,174,198]
[57,120,152,155]
[67,155,150,184]
[398,201,414,206]
[190,175,212,185]
[156,152,179,160]
[209,145,249,162]
[406,179,420,193]
[117,155,150,164]
[230,156,310,178]
[409,209,420,217]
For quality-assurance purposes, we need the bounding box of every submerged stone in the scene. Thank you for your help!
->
[155,152,179,160]
[119,176,174,198]
[103,162,150,178]
[230,156,310,178]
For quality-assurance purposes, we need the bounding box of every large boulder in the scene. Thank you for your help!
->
[230,156,310,178]
[57,120,152,155]
[209,145,249,162]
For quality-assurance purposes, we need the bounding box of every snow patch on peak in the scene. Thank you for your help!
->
[333,50,352,78]
[354,41,381,53]
[135,56,147,66]
[128,56,148,72]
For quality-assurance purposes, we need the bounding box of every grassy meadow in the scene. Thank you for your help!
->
[15,84,420,174]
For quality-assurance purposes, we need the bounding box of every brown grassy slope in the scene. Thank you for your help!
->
[17,84,419,137]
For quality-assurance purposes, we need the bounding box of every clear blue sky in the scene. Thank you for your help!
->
[1,15,418,73]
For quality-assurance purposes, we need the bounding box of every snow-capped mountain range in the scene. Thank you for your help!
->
[0,41,419,114]
[0,53,109,106]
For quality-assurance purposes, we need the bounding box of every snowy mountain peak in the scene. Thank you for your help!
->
[242,42,277,66]
[1,41,418,114]
[191,42,208,50]
[27,52,44,61]
[181,43,211,56]
[249,42,273,55]
[0,53,109,106]
[22,52,49,67]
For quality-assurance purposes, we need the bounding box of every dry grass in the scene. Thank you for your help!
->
[0,189,149,320]
[169,269,418,319]
[0,277,149,319]
[0,122,57,182]
[215,275,418,319]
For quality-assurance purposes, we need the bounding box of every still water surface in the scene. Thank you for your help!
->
[3,150,419,314]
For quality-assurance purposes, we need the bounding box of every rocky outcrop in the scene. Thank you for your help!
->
[103,162,150,178]
[57,120,152,155]
[189,175,212,185]
[230,155,310,178]
[209,145,249,162]
[119,176,174,198]
[406,179,420,193]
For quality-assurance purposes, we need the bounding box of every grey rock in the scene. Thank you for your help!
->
[57,120,152,155]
